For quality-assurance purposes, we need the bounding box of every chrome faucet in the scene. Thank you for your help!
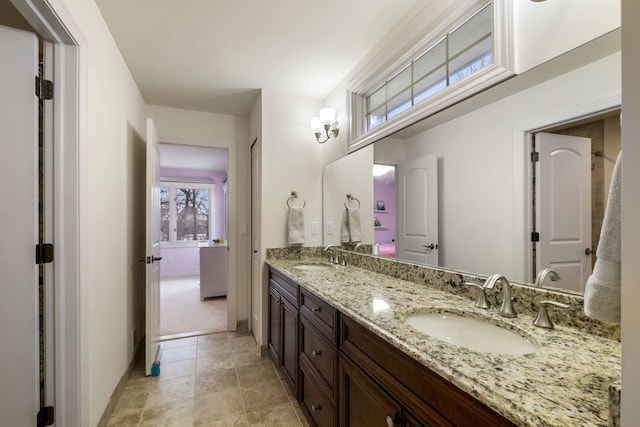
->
[534,268,561,288]
[483,274,517,318]
[462,281,490,309]
[533,300,569,329]
[323,245,336,263]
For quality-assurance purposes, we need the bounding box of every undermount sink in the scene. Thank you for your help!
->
[405,312,538,356]
[291,263,334,271]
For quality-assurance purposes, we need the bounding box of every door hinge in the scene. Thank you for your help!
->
[531,232,540,242]
[37,406,55,427]
[531,152,539,162]
[35,243,54,264]
[35,76,54,100]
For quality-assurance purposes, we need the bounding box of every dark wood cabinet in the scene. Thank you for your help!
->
[268,270,299,395]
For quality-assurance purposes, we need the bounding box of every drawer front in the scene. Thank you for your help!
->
[300,314,338,403]
[270,269,299,305]
[300,288,337,343]
[300,360,337,427]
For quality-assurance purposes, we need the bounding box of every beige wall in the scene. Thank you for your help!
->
[146,104,251,326]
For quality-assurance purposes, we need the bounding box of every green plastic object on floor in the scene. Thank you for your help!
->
[151,360,160,377]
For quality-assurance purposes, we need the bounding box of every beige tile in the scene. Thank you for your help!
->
[162,345,198,363]
[245,403,302,426]
[107,409,142,427]
[198,332,230,344]
[193,388,245,424]
[198,339,233,357]
[236,361,278,387]
[140,398,193,427]
[159,358,197,380]
[196,367,239,394]
[194,413,247,426]
[165,336,198,348]
[230,336,258,353]
[126,368,159,388]
[196,352,235,374]
[228,330,253,338]
[232,351,266,368]
[240,379,289,412]
[145,375,196,408]
[113,386,150,415]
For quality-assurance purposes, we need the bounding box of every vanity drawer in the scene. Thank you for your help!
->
[300,357,337,427]
[300,288,338,343]
[300,314,338,404]
[270,269,299,306]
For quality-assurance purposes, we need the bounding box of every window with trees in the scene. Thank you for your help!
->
[161,183,214,243]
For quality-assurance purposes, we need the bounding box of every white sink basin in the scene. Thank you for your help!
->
[405,312,538,356]
[291,264,334,271]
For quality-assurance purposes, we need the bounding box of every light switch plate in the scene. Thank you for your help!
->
[325,221,333,235]
[311,221,320,235]
[240,224,248,235]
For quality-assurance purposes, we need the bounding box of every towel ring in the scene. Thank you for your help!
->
[287,191,306,208]
[344,193,360,209]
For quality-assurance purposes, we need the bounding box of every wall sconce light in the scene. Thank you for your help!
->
[310,107,340,144]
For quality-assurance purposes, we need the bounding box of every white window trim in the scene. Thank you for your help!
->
[347,0,514,153]
[160,181,216,247]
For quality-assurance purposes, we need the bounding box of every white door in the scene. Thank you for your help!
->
[0,25,40,426]
[535,132,592,292]
[397,154,439,265]
[145,118,162,374]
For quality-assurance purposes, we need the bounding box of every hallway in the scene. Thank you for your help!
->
[107,331,309,426]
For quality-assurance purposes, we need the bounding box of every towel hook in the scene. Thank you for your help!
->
[287,191,306,208]
[345,193,360,209]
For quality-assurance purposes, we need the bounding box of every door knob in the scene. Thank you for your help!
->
[423,243,438,251]
[151,255,163,263]
[585,248,593,255]
[137,257,146,263]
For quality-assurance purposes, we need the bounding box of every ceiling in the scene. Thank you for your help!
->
[95,0,420,116]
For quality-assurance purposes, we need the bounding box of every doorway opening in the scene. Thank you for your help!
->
[373,164,397,258]
[158,143,229,339]
[528,110,621,292]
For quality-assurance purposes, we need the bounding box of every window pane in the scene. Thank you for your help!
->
[414,39,446,83]
[449,36,493,84]
[366,85,386,114]
[414,65,447,104]
[160,187,170,242]
[176,188,210,241]
[449,3,492,58]
[387,88,412,120]
[366,105,386,131]
[387,65,411,100]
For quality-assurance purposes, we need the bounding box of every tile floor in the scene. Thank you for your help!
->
[107,331,310,427]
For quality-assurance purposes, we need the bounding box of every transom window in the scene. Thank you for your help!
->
[161,183,214,243]
[365,2,493,132]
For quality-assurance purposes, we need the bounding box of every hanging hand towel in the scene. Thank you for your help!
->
[584,151,622,323]
[347,207,362,243]
[340,208,350,243]
[287,206,305,245]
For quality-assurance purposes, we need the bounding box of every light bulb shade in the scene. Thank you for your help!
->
[310,117,324,133]
[319,108,336,125]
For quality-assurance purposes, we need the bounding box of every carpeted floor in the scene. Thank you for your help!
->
[160,275,227,338]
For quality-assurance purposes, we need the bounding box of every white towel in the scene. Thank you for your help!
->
[347,207,362,243]
[287,207,305,245]
[340,209,350,243]
[584,151,622,323]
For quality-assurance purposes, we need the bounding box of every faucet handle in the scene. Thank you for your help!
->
[462,282,490,309]
[533,300,570,329]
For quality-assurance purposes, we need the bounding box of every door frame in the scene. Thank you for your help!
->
[513,95,620,283]
[10,0,85,425]
[161,137,238,331]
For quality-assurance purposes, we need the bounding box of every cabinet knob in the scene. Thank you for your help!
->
[312,307,321,313]
[386,415,395,427]
[311,350,322,357]
[311,404,321,412]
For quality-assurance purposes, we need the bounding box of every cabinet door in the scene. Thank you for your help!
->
[281,297,299,393]
[340,353,402,427]
[268,286,282,364]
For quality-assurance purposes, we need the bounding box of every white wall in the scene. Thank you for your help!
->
[621,0,640,423]
[49,0,148,425]
[513,0,620,73]
[146,105,251,326]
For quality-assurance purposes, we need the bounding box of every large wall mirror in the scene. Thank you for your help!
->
[323,30,621,295]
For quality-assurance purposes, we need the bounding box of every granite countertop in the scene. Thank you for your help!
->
[266,258,621,427]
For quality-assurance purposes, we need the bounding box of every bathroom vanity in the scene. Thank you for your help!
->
[266,250,620,427]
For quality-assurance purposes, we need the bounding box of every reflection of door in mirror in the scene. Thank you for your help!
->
[397,154,439,265]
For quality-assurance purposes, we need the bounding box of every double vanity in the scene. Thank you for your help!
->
[266,247,621,427]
